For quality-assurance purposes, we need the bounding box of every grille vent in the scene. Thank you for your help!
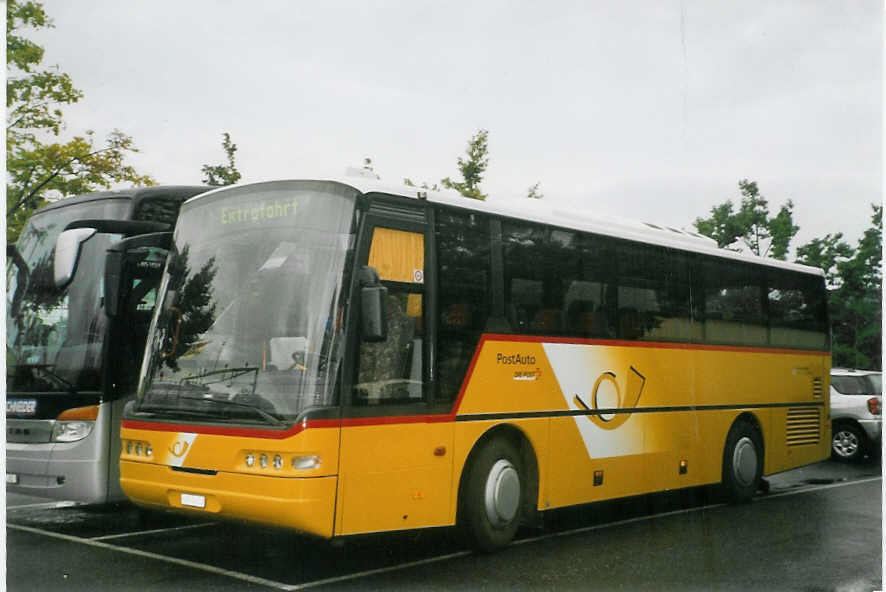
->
[786,407,821,447]
[811,377,823,399]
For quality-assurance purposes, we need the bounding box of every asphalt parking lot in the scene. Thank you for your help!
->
[7,456,882,591]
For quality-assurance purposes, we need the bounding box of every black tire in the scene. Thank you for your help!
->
[721,419,763,503]
[831,422,867,462]
[459,438,523,552]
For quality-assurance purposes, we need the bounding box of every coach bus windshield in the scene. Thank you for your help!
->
[6,199,131,393]
[136,181,357,425]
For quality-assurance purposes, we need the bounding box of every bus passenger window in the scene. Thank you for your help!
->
[701,260,765,346]
[436,210,491,403]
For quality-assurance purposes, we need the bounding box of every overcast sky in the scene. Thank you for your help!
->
[30,1,882,251]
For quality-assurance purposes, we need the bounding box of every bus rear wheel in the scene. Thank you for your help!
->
[721,420,763,503]
[460,438,523,552]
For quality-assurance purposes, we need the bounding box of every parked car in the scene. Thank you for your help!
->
[829,368,882,461]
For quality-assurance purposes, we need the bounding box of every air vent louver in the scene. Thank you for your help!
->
[811,377,823,399]
[786,407,821,447]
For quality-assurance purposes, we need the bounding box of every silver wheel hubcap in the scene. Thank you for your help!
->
[484,459,520,527]
[732,436,757,487]
[832,430,859,457]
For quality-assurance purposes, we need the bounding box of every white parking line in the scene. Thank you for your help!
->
[7,523,293,591]
[91,522,216,541]
[7,476,883,591]
[285,551,473,591]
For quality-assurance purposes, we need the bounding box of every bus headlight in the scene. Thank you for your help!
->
[51,420,95,442]
[52,405,99,442]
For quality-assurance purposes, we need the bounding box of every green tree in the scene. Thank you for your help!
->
[831,205,882,369]
[6,0,154,242]
[694,179,799,260]
[795,205,882,370]
[201,132,241,187]
[795,232,853,287]
[441,129,489,200]
[527,182,543,199]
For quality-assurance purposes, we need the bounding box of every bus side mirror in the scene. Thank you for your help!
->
[54,228,97,289]
[359,266,387,342]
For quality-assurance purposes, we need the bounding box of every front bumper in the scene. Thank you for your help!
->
[120,460,338,538]
[6,441,112,503]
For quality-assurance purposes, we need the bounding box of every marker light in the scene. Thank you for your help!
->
[245,453,255,467]
[135,443,143,456]
[273,455,283,470]
[292,455,321,470]
[145,444,153,457]
[58,405,99,421]
[126,441,133,454]
[259,454,268,468]
[868,397,881,415]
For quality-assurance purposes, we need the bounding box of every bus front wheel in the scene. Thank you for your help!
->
[460,438,523,552]
[721,420,763,503]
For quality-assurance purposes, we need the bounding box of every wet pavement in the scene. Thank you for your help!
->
[7,456,882,591]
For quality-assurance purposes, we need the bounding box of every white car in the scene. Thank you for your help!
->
[830,368,882,461]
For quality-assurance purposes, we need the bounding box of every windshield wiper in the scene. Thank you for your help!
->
[144,394,284,426]
[179,365,259,389]
[182,395,283,426]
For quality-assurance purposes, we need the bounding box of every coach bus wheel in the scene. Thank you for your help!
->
[721,420,763,503]
[460,438,523,552]
[831,422,865,462]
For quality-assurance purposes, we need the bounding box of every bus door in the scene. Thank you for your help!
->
[336,201,455,535]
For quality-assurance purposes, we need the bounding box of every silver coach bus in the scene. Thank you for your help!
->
[6,186,207,503]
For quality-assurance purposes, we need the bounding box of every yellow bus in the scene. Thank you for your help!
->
[118,179,830,550]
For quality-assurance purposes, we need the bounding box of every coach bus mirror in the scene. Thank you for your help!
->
[358,266,387,342]
[54,227,97,289]
[361,285,388,342]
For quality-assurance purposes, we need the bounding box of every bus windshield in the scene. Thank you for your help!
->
[136,181,357,424]
[6,199,131,393]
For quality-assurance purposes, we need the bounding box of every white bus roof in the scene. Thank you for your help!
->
[185,177,825,278]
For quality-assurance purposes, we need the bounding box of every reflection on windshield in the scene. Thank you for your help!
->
[6,199,130,392]
[138,182,357,423]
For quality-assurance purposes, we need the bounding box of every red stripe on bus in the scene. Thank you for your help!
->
[121,415,457,438]
[120,418,340,439]
[340,414,454,427]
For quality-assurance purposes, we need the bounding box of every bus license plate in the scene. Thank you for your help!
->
[181,493,205,508]
[7,398,37,417]
[6,473,19,484]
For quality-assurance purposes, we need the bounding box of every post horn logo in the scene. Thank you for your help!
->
[573,366,646,430]
[169,440,190,457]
